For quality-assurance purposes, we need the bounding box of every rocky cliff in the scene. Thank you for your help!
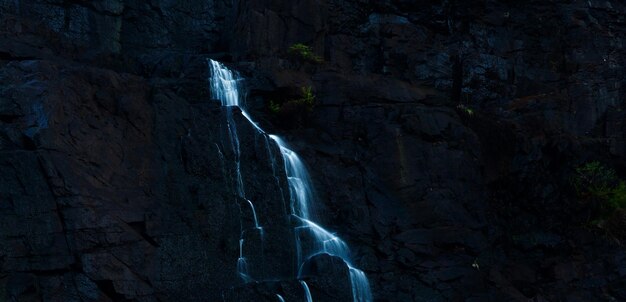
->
[1,0,625,301]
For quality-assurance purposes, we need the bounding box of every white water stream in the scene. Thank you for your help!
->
[210,59,372,301]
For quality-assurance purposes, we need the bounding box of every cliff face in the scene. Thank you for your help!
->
[1,0,625,301]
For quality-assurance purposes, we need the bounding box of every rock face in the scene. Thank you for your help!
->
[1,0,625,301]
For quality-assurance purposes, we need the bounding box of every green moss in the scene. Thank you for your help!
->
[267,86,316,115]
[268,100,281,114]
[573,161,626,234]
[607,181,626,210]
[572,161,626,211]
[294,86,316,111]
[456,104,474,116]
[573,161,618,198]
[572,161,626,243]
[288,43,323,63]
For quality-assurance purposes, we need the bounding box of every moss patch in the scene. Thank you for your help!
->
[288,43,322,64]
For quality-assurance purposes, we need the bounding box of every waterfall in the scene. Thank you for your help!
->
[300,280,313,302]
[226,108,245,197]
[245,199,260,229]
[237,239,252,282]
[268,135,313,219]
[209,59,372,301]
[209,59,241,107]
[270,136,373,302]
[211,60,256,284]
[349,267,373,302]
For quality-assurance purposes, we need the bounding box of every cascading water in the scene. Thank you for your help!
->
[237,239,252,283]
[209,59,372,301]
[210,59,258,283]
[270,136,372,302]
[210,60,245,198]
[268,135,313,219]
[209,60,240,107]
[300,281,313,302]
[349,267,373,302]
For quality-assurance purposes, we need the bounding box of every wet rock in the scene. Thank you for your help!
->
[1,0,625,301]
[223,280,311,302]
[299,253,353,302]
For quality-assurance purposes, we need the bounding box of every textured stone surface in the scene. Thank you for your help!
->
[1,0,626,301]
[232,0,626,301]
[0,59,292,300]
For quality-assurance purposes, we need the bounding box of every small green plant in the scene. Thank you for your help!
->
[573,161,619,200]
[268,100,281,114]
[607,181,626,210]
[266,86,317,128]
[267,86,316,115]
[572,161,626,215]
[573,161,626,237]
[288,43,323,63]
[456,104,474,116]
[293,86,316,111]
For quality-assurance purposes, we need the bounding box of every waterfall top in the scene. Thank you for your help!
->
[209,59,373,302]
[209,59,241,107]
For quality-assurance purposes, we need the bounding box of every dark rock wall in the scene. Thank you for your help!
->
[1,0,625,301]
[1,0,230,55]
[232,0,625,301]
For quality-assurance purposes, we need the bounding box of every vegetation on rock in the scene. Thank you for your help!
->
[294,86,316,111]
[573,161,626,210]
[267,86,317,128]
[573,161,626,242]
[288,43,323,63]
[268,99,281,114]
[267,86,316,114]
[456,104,475,116]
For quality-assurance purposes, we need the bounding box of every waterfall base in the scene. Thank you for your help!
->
[224,254,354,302]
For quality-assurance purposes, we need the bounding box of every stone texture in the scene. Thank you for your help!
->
[1,0,626,301]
